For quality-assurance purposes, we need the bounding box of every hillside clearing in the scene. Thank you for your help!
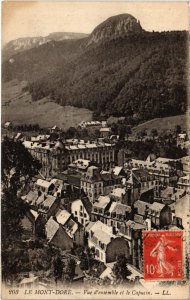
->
[2,81,93,129]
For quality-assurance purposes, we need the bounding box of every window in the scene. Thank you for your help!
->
[155,218,159,225]
[75,211,77,215]
[84,213,87,218]
[80,205,83,211]
[96,249,100,257]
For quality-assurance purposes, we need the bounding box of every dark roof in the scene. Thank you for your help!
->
[67,174,81,187]
[81,197,92,215]
[132,169,151,182]
[100,172,112,181]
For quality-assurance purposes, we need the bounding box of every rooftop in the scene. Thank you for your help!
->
[109,202,131,215]
[149,202,165,212]
[63,218,78,238]
[112,166,123,176]
[125,220,146,230]
[110,188,126,198]
[20,276,38,285]
[56,209,71,225]
[93,196,111,209]
[134,200,151,215]
[36,179,53,189]
[25,190,39,205]
[45,217,59,241]
[30,209,39,220]
[92,229,114,245]
[39,195,57,213]
[88,220,113,236]
[69,159,90,170]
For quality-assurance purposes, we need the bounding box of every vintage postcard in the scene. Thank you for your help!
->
[1,1,189,299]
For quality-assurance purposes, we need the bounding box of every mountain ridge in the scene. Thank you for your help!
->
[3,32,89,61]
[2,14,188,123]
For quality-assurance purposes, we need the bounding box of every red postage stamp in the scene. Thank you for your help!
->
[143,231,183,280]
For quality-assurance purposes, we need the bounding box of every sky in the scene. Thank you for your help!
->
[2,1,189,45]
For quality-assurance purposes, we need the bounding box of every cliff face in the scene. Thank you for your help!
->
[87,14,143,45]
[3,32,88,61]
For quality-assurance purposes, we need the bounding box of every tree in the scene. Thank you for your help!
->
[136,129,147,141]
[150,128,158,140]
[80,256,89,271]
[2,138,41,192]
[113,255,130,281]
[65,127,78,139]
[35,214,46,239]
[65,258,76,281]
[175,124,181,135]
[53,254,64,284]
[1,138,41,281]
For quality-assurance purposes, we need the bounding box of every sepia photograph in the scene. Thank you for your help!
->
[1,1,189,299]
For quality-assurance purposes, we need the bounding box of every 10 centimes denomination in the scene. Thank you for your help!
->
[143,231,183,280]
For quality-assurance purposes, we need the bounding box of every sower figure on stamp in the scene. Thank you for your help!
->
[150,234,177,277]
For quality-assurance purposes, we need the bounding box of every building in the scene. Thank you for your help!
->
[127,158,178,186]
[81,166,103,203]
[31,135,50,142]
[38,194,60,220]
[103,201,132,230]
[21,209,39,240]
[24,190,39,205]
[169,194,189,231]
[101,170,124,195]
[133,200,151,224]
[45,217,72,250]
[123,168,158,205]
[68,159,91,175]
[119,220,146,271]
[180,156,190,175]
[100,127,111,138]
[4,121,12,129]
[177,175,190,192]
[45,211,84,250]
[91,196,112,222]
[19,275,39,289]
[86,221,130,263]
[78,121,105,129]
[147,202,172,228]
[55,209,84,246]
[109,187,127,202]
[71,197,92,226]
[23,139,116,177]
[35,179,55,194]
[158,186,186,203]
[177,133,188,148]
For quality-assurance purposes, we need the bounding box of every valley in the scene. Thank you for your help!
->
[2,81,92,129]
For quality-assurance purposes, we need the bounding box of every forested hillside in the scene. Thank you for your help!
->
[2,14,188,122]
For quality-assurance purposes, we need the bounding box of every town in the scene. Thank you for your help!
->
[2,118,189,289]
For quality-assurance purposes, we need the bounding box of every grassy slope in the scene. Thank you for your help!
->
[132,114,188,134]
[2,81,92,129]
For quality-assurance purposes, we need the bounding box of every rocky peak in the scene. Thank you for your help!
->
[87,14,143,45]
